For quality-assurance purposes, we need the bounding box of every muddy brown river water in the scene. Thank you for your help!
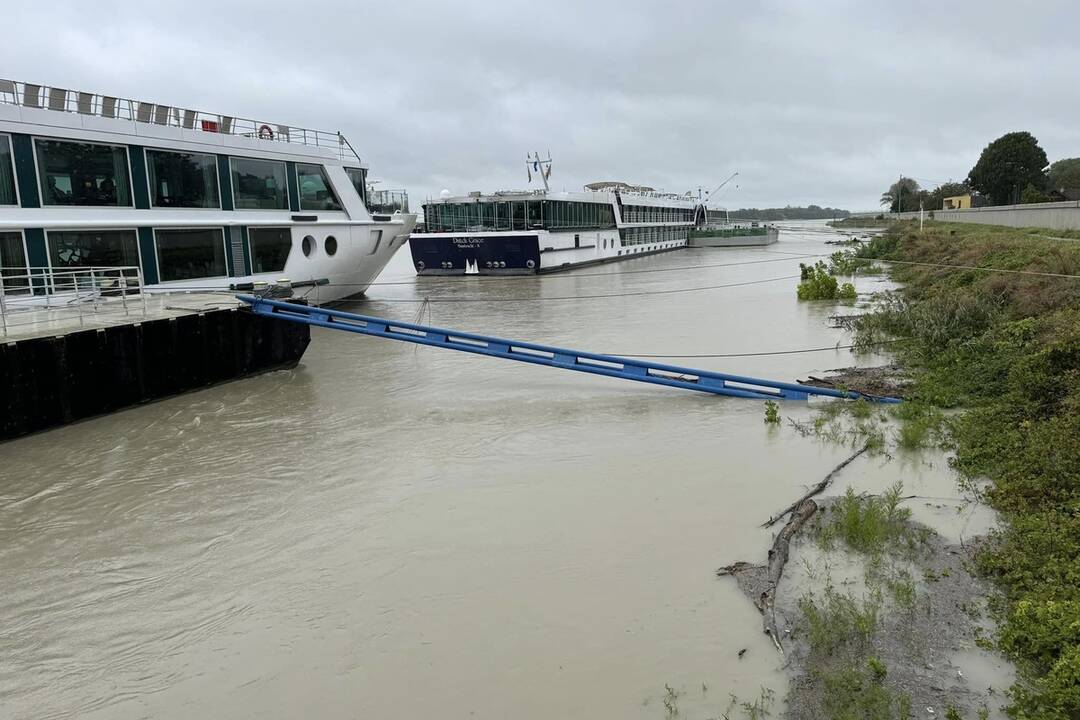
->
[0,221,1007,718]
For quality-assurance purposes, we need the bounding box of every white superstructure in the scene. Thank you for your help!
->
[0,79,414,304]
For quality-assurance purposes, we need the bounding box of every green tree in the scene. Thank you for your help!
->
[1047,158,1080,191]
[967,131,1048,205]
[1021,183,1050,204]
[880,177,920,213]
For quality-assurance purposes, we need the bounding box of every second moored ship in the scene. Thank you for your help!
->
[408,155,774,276]
[409,179,699,276]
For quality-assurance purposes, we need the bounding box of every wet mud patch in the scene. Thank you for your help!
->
[719,491,1011,719]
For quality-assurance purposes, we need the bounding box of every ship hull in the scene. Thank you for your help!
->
[409,228,687,275]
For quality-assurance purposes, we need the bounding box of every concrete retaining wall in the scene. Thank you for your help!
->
[889,201,1080,231]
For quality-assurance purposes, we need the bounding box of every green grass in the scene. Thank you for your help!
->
[796,584,915,719]
[848,220,1080,718]
[799,584,881,657]
[817,483,914,556]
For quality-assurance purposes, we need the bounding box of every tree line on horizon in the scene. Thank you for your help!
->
[727,205,850,221]
[880,131,1080,212]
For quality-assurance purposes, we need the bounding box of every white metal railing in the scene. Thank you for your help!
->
[0,78,361,165]
[0,265,146,337]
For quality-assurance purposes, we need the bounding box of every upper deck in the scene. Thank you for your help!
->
[0,79,366,168]
[421,186,702,234]
[430,186,699,209]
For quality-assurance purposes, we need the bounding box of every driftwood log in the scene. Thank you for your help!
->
[716,445,868,653]
[718,499,818,653]
[760,444,869,528]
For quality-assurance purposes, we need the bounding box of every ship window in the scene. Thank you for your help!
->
[154,228,227,281]
[47,230,139,268]
[368,229,383,255]
[302,235,315,256]
[1,231,29,294]
[147,149,219,208]
[345,167,367,202]
[230,157,287,210]
[0,135,16,205]
[249,227,291,273]
[36,139,131,207]
[296,163,342,211]
[325,235,338,256]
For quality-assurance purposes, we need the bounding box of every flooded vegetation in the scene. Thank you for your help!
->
[842,221,1080,718]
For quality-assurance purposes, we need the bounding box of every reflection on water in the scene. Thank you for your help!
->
[0,222,976,719]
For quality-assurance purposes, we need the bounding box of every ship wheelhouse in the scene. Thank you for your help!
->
[0,79,415,304]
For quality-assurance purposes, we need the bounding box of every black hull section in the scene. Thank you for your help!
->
[410,235,541,275]
[0,306,309,442]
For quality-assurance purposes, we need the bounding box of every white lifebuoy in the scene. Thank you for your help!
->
[257,124,274,140]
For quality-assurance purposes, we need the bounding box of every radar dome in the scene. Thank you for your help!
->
[440,189,451,198]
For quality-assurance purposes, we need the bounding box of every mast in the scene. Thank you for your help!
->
[526,151,553,191]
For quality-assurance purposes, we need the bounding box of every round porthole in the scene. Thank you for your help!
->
[302,235,315,257]
[325,235,338,256]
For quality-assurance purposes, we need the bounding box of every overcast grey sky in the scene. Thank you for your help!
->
[5,1,1079,210]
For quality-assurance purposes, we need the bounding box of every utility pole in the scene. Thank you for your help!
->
[897,174,902,217]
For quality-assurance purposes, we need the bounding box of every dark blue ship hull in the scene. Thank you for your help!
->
[409,234,541,275]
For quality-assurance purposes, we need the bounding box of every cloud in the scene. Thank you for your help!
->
[4,0,1078,210]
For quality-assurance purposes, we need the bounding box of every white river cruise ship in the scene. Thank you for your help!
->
[410,178,703,275]
[0,80,414,304]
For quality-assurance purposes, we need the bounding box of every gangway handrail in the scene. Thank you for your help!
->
[237,296,900,403]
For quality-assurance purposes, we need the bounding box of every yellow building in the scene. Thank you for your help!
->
[943,194,972,210]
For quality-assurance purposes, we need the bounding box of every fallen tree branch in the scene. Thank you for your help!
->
[761,443,869,528]
[717,499,819,653]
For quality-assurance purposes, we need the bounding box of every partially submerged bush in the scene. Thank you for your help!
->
[763,400,780,424]
[798,262,842,300]
[829,249,883,278]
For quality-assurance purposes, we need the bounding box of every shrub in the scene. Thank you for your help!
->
[797,262,841,300]
[829,250,863,275]
[764,400,780,424]
[1000,600,1080,671]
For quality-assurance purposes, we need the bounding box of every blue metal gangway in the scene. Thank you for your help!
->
[238,296,900,403]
